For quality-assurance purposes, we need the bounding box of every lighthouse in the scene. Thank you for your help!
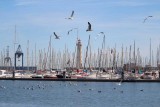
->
[76,39,82,69]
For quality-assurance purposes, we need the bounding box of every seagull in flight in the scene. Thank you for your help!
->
[86,22,92,31]
[53,32,60,39]
[65,10,74,20]
[97,32,104,36]
[143,16,153,23]
[67,29,73,35]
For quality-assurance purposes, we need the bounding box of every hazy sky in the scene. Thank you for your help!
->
[0,0,160,60]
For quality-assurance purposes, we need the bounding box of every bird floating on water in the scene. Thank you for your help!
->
[140,89,143,91]
[53,32,60,39]
[120,91,123,93]
[77,90,81,92]
[86,22,92,31]
[143,16,153,23]
[98,90,102,93]
[89,88,93,91]
[65,10,74,20]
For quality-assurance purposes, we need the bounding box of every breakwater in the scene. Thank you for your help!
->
[0,78,160,82]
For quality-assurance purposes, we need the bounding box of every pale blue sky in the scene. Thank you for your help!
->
[0,0,160,61]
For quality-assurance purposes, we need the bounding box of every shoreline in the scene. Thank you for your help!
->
[0,78,160,82]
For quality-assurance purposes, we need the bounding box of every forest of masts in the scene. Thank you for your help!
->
[0,38,160,71]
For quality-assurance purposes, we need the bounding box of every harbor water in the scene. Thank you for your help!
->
[0,80,160,107]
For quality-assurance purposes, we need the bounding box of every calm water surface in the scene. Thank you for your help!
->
[0,80,160,107]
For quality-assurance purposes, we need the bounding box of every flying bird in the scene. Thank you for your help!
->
[53,32,60,39]
[65,10,74,20]
[86,22,92,31]
[97,32,104,36]
[67,29,73,35]
[99,32,104,34]
[143,16,153,23]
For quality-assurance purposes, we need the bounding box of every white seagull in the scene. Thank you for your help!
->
[143,16,153,23]
[65,10,74,20]
[53,32,60,39]
[86,22,92,31]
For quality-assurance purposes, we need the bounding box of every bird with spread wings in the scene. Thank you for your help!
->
[143,16,153,23]
[65,10,74,20]
[53,32,60,39]
[86,22,92,31]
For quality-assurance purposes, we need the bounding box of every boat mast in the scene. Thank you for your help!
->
[84,35,90,69]
[72,44,76,68]
[129,45,131,71]
[31,50,33,68]
[35,43,37,72]
[13,25,17,78]
[133,40,136,67]
[89,36,92,69]
[125,47,128,65]
[121,44,123,68]
[49,35,52,71]
[150,38,151,66]
[27,40,30,71]
[152,50,154,67]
